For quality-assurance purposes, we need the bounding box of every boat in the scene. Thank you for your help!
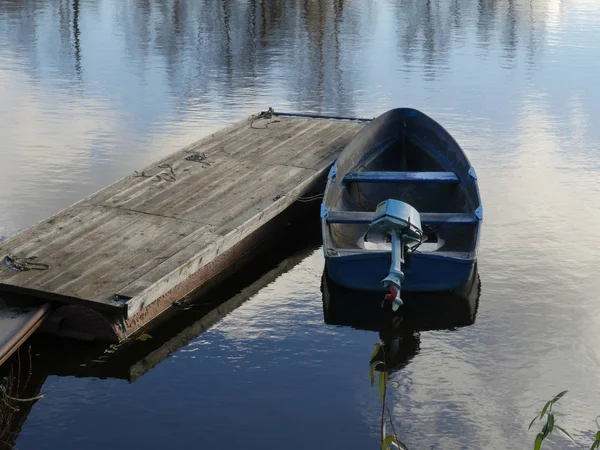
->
[320,108,482,309]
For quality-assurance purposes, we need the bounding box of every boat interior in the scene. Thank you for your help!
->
[323,131,479,257]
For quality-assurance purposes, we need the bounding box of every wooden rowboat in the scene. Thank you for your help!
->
[320,108,482,308]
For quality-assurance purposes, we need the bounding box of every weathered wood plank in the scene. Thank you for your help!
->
[41,215,199,301]
[109,154,244,218]
[221,119,327,161]
[74,225,216,300]
[0,206,122,285]
[240,121,345,165]
[0,206,110,260]
[3,208,140,287]
[122,157,330,319]
[167,165,315,231]
[84,115,255,205]
[0,304,51,366]
[115,229,220,301]
[306,126,364,170]
[87,118,311,208]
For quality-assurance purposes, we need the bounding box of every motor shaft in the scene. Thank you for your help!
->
[381,230,404,310]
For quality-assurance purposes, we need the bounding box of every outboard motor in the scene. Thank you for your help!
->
[365,200,424,311]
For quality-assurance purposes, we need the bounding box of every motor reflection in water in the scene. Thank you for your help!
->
[321,266,480,373]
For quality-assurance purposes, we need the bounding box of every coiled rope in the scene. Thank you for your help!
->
[4,255,49,272]
[251,107,280,129]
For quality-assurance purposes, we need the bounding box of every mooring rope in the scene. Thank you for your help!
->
[133,163,177,182]
[4,255,50,272]
[251,107,281,129]
[273,192,325,203]
[184,152,211,168]
[156,164,176,182]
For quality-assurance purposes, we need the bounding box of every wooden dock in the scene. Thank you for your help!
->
[0,112,366,343]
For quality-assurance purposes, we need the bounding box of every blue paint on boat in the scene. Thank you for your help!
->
[320,203,328,219]
[327,164,337,180]
[326,251,475,292]
[468,166,478,181]
[475,205,483,220]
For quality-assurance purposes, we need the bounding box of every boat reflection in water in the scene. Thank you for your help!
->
[321,267,480,373]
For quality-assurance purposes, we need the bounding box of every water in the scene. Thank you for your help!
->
[1,0,600,448]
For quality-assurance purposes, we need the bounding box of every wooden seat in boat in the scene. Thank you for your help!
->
[325,211,477,225]
[343,171,459,184]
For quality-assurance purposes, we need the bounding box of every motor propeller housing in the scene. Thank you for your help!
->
[365,199,424,310]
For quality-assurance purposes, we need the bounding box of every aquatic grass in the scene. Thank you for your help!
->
[0,347,43,450]
[370,342,408,449]
[369,341,600,450]
[528,391,600,450]
[528,390,574,449]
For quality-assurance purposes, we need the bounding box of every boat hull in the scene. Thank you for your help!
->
[325,251,476,293]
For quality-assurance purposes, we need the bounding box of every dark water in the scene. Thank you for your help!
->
[1,0,600,448]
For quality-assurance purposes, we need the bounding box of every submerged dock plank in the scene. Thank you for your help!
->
[0,114,365,337]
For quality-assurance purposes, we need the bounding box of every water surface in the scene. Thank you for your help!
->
[1,0,600,448]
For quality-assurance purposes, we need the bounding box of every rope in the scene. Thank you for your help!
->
[185,152,211,168]
[155,164,176,182]
[4,255,50,272]
[251,107,281,129]
[134,164,177,182]
[273,192,324,203]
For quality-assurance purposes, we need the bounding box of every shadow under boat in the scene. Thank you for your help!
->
[320,266,481,373]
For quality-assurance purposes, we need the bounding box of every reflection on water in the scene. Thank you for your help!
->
[321,268,480,373]
[1,0,600,449]
[2,0,597,238]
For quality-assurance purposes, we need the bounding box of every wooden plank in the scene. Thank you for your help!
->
[115,228,221,300]
[258,121,363,169]
[325,211,374,224]
[181,115,310,160]
[1,207,139,288]
[0,206,111,260]
[110,154,247,219]
[224,119,329,162]
[122,157,330,318]
[87,118,312,208]
[0,304,51,367]
[307,126,365,170]
[343,171,459,184]
[0,206,123,285]
[171,165,315,232]
[84,116,256,205]
[40,215,199,302]
[74,224,216,301]
[420,213,478,225]
[0,208,203,305]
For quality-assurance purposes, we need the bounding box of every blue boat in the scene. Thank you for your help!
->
[320,108,482,309]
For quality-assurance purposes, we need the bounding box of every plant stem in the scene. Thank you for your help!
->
[381,388,386,441]
[381,345,387,443]
[386,404,400,444]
